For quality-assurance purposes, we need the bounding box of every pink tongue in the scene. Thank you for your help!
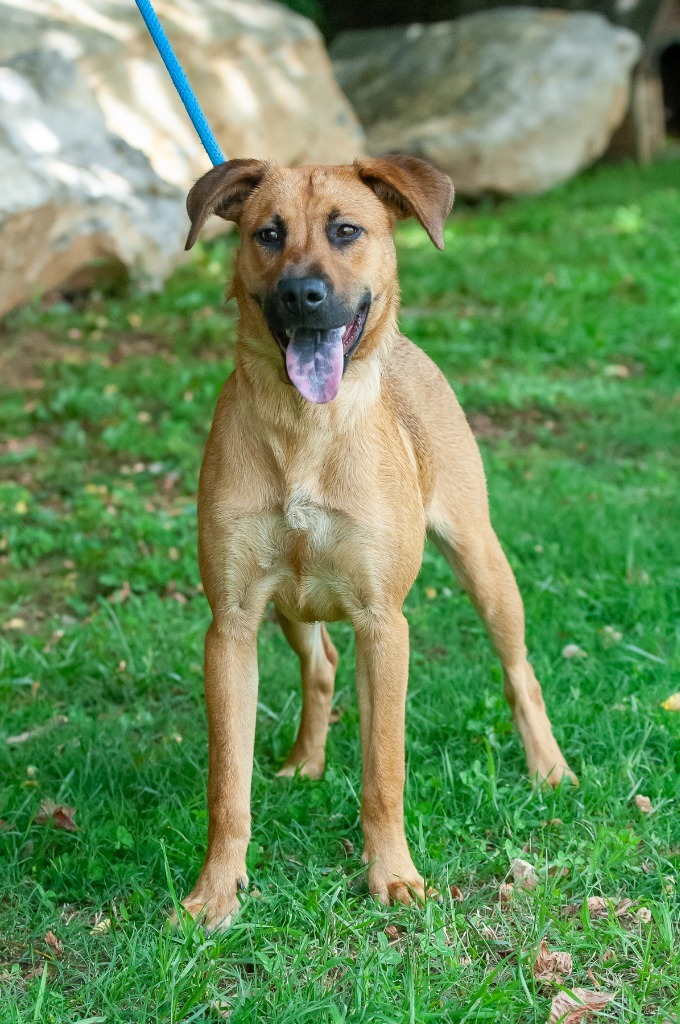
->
[285,327,344,404]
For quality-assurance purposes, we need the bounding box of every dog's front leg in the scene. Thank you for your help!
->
[182,615,259,931]
[356,611,425,905]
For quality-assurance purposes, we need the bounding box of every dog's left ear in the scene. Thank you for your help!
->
[185,158,268,250]
[355,155,454,250]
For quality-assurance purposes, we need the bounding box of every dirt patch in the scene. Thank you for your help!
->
[468,407,572,446]
[0,330,60,390]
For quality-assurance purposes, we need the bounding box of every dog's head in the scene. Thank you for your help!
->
[185,156,454,404]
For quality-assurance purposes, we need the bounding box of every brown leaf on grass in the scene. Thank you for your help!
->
[384,924,402,943]
[613,899,633,918]
[449,884,464,901]
[548,988,614,1023]
[511,858,539,890]
[3,617,26,631]
[499,881,514,903]
[567,896,647,925]
[210,1000,231,1020]
[35,800,78,832]
[340,838,354,856]
[164,581,188,605]
[44,931,63,954]
[44,629,65,653]
[562,643,588,659]
[109,581,131,605]
[635,906,652,923]
[89,917,111,935]
[533,940,573,985]
[6,715,68,746]
[634,794,653,814]
[585,897,609,919]
[604,363,630,379]
[661,692,680,711]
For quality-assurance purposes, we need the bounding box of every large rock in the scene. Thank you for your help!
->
[0,0,364,192]
[0,50,185,317]
[331,9,643,196]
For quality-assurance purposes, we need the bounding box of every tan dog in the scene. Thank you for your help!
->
[180,155,576,930]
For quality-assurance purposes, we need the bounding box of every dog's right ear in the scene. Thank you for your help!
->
[185,158,268,250]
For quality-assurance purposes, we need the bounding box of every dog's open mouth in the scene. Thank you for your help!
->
[271,301,370,404]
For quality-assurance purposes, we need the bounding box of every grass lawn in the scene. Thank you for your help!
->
[0,156,679,1023]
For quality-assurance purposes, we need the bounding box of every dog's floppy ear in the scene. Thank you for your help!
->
[185,158,268,250]
[355,155,454,250]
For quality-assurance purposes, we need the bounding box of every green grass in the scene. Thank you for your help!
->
[1,157,679,1022]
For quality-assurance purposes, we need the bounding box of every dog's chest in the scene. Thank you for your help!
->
[270,434,335,541]
[282,484,330,537]
[260,440,368,619]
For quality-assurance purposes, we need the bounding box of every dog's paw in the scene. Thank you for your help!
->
[364,851,427,906]
[174,873,247,933]
[530,759,579,789]
[276,752,325,781]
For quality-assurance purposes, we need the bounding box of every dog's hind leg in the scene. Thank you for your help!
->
[276,612,338,780]
[428,511,577,787]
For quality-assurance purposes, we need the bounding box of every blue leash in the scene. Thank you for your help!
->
[134,0,225,166]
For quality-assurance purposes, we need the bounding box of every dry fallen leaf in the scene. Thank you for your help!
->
[599,626,622,647]
[613,899,633,918]
[499,881,514,903]
[340,838,354,856]
[384,924,401,943]
[635,906,652,923]
[533,940,573,984]
[511,858,539,890]
[562,643,588,659]
[566,895,647,924]
[449,884,464,901]
[210,1000,231,1020]
[3,617,26,631]
[89,917,111,936]
[6,715,68,746]
[44,931,63,954]
[585,897,609,919]
[109,581,131,605]
[634,794,653,814]
[604,363,630,378]
[661,692,680,711]
[35,800,78,832]
[548,987,614,1023]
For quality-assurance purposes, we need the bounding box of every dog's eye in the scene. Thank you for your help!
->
[330,223,362,243]
[255,227,282,247]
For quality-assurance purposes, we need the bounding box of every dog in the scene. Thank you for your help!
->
[179,154,577,930]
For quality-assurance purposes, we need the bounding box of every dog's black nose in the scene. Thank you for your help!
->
[278,276,327,316]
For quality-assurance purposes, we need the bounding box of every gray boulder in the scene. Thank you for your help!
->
[0,0,364,193]
[0,50,185,316]
[331,8,643,195]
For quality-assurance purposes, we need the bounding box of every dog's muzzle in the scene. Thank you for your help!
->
[263,278,371,404]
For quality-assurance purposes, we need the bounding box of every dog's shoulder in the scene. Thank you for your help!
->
[381,335,437,500]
